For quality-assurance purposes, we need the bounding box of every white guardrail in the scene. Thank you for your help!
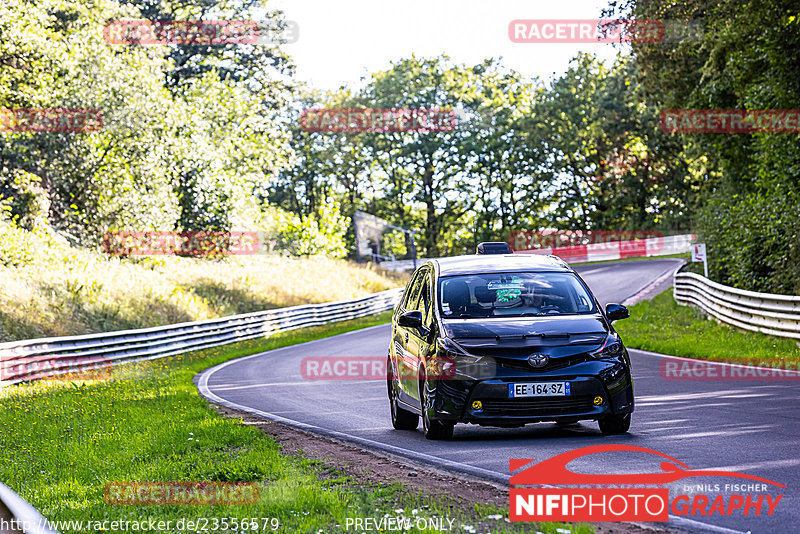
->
[674,271,800,340]
[0,288,403,387]
[0,481,58,534]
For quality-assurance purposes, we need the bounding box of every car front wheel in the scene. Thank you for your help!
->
[388,355,418,430]
[420,376,454,440]
[598,413,631,434]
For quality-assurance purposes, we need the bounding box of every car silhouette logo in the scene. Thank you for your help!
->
[528,353,549,368]
[509,444,786,487]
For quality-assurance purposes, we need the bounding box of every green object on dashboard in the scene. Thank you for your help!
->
[497,288,521,302]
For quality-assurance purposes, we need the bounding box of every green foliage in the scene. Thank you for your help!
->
[114,0,294,92]
[0,222,404,341]
[699,187,800,294]
[531,54,697,232]
[276,55,699,259]
[277,201,348,258]
[608,0,800,293]
[0,168,50,229]
[2,0,180,236]
[274,58,549,257]
[0,316,383,532]
[175,169,233,232]
[3,0,795,288]
[0,0,295,242]
[0,219,37,267]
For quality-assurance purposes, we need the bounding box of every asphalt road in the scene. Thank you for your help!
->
[199,258,799,534]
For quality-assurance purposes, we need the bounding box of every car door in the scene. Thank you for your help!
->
[394,268,425,404]
[402,269,433,407]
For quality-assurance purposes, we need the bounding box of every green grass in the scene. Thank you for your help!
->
[616,289,800,364]
[0,313,589,534]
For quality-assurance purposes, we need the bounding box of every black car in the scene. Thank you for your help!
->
[387,247,634,440]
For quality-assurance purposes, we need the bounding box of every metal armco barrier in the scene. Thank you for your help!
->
[0,481,58,534]
[0,288,403,386]
[674,271,800,340]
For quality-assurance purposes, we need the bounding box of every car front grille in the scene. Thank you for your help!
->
[495,354,589,373]
[478,395,594,417]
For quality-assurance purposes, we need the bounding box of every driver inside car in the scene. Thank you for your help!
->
[442,280,485,317]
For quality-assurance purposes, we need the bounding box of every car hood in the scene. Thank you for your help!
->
[441,315,609,361]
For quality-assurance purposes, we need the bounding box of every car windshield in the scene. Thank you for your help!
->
[438,272,596,318]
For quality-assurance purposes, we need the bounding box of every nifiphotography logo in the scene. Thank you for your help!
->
[510,445,785,522]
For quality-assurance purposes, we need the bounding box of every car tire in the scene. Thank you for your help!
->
[420,376,454,440]
[388,355,418,430]
[598,413,631,434]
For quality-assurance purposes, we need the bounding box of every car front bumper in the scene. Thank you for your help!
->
[427,358,634,426]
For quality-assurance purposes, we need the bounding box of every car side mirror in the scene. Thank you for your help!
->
[605,303,630,322]
[398,310,423,328]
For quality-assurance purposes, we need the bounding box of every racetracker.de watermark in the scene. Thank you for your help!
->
[301,355,497,381]
[104,482,259,505]
[5,517,281,533]
[0,108,103,132]
[40,366,113,382]
[659,109,800,133]
[103,231,274,256]
[104,19,299,45]
[299,108,456,133]
[1,357,112,383]
[661,359,800,381]
[509,230,664,252]
[509,19,702,44]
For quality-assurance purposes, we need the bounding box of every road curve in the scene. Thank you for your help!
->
[198,259,798,534]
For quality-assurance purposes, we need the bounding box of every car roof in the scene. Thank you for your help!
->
[429,253,573,277]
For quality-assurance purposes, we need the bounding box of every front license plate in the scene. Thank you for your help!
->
[508,382,570,397]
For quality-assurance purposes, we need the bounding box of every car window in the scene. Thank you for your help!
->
[402,268,426,310]
[416,273,432,326]
[438,271,596,318]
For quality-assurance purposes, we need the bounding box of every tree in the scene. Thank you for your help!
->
[607,0,800,292]
[1,0,294,241]
[112,0,294,94]
[527,54,695,232]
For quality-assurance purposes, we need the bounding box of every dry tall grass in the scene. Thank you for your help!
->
[0,224,407,342]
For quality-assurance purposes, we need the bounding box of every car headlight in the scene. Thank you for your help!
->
[590,335,625,359]
[436,338,495,380]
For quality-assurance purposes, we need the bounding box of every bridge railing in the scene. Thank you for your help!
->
[0,288,403,387]
[674,271,800,340]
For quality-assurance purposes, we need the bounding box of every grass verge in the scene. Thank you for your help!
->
[0,313,589,534]
[0,222,407,342]
[615,289,800,364]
